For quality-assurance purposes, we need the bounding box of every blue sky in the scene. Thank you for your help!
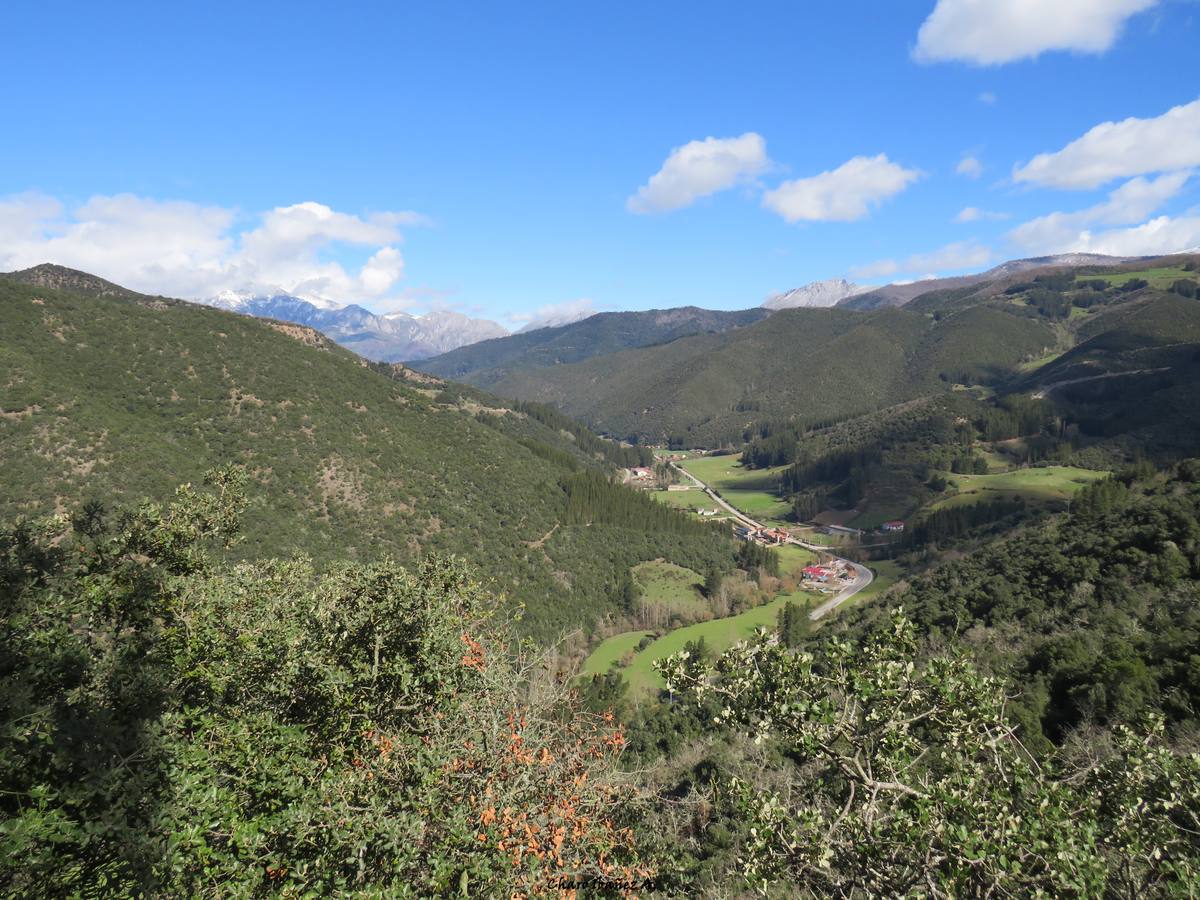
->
[2,0,1199,327]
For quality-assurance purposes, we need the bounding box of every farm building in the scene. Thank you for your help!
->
[819,524,864,538]
[803,565,832,583]
[629,467,652,480]
[881,520,905,532]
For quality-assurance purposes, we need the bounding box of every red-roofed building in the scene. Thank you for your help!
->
[881,520,906,532]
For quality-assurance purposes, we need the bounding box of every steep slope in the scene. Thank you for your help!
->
[0,275,733,639]
[491,305,1056,444]
[412,306,771,386]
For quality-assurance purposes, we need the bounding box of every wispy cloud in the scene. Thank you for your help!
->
[850,240,992,280]
[513,298,600,332]
[1009,172,1194,253]
[956,155,983,179]
[955,206,1009,223]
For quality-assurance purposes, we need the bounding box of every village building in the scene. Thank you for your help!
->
[881,520,906,533]
[818,524,864,538]
[803,565,832,583]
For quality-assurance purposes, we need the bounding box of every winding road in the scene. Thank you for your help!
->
[669,461,873,621]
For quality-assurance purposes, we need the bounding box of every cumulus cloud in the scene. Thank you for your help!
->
[914,0,1157,65]
[850,240,993,280]
[514,298,599,332]
[955,206,1009,223]
[1013,98,1200,190]
[1066,215,1200,256]
[627,133,769,214]
[1009,172,1195,253]
[762,154,920,223]
[0,193,427,306]
[956,155,983,179]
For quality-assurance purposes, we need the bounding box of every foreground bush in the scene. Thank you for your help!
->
[657,612,1200,896]
[0,468,650,897]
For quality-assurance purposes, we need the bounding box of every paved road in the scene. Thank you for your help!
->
[669,462,874,621]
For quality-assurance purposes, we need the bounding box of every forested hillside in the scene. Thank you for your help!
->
[490,304,1054,444]
[413,305,770,386]
[837,462,1200,752]
[0,275,734,639]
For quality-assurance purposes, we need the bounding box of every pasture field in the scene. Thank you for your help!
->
[632,560,707,614]
[1080,266,1191,289]
[775,542,819,572]
[679,456,792,524]
[932,465,1106,511]
[649,489,726,516]
[578,631,653,678]
[620,588,823,696]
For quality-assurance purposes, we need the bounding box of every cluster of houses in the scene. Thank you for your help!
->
[734,526,791,545]
[801,561,853,586]
[802,565,835,583]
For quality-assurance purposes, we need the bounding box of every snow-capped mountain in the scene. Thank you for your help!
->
[195,291,508,361]
[763,278,869,310]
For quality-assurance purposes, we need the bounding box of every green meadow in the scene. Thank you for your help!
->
[932,465,1106,511]
[679,456,792,524]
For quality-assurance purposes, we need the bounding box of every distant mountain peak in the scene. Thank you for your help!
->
[194,290,506,361]
[764,278,868,310]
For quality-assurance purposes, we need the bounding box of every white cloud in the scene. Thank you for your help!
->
[514,298,599,332]
[978,91,998,105]
[1009,171,1191,251]
[627,133,769,214]
[914,0,1157,65]
[1066,215,1200,256]
[1014,98,1200,189]
[956,155,983,179]
[850,240,993,280]
[762,154,921,223]
[0,193,428,306]
[955,206,1009,223]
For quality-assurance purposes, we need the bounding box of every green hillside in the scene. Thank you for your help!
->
[0,273,734,640]
[412,305,770,385]
[490,304,1055,444]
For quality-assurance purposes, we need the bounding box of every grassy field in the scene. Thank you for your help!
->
[932,465,1106,511]
[775,542,819,572]
[620,589,823,696]
[578,631,653,678]
[632,560,707,614]
[1080,266,1192,289]
[679,456,793,524]
[649,488,726,516]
